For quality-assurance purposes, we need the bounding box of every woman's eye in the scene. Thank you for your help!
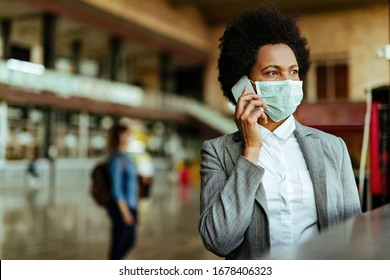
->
[266,71,278,76]
[291,69,299,75]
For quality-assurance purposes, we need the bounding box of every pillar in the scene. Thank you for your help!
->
[41,13,57,159]
[1,19,11,59]
[78,112,89,158]
[109,35,122,81]
[159,52,174,93]
[0,101,8,163]
[70,39,82,74]
[42,13,57,69]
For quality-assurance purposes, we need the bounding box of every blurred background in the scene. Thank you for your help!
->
[0,0,389,259]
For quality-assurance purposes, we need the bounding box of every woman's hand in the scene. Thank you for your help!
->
[234,86,268,164]
[122,212,134,226]
[117,200,134,225]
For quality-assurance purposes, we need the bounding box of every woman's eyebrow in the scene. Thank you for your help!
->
[261,64,299,71]
[260,65,280,71]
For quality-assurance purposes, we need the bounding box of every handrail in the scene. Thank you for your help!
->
[0,59,143,106]
[0,59,236,134]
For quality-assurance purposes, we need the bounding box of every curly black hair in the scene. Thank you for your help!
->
[218,6,311,104]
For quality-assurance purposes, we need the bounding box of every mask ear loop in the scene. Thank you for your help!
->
[249,79,261,96]
[248,79,264,113]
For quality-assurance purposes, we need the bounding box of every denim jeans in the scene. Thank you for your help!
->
[107,201,137,260]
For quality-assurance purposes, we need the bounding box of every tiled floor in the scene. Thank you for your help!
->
[0,161,220,260]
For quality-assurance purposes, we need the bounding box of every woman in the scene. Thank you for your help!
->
[198,6,361,260]
[107,122,138,260]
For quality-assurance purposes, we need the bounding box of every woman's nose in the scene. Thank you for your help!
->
[279,72,289,80]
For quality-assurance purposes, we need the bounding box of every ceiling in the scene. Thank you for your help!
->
[169,0,389,25]
[1,0,388,26]
[0,0,388,64]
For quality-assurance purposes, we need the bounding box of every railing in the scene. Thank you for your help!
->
[175,97,236,134]
[0,59,143,106]
[140,91,236,134]
[0,59,236,134]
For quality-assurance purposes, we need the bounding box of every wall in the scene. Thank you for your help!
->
[80,0,210,52]
[204,25,230,114]
[204,4,389,112]
[3,1,389,115]
[299,4,389,101]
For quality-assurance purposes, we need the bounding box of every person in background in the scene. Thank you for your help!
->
[26,150,40,204]
[178,160,192,205]
[198,5,362,260]
[107,121,139,260]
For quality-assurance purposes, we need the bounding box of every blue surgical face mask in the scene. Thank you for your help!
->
[250,79,303,122]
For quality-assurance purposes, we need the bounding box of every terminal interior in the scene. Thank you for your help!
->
[0,0,389,260]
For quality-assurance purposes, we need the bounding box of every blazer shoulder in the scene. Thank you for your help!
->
[297,123,346,151]
[202,131,240,149]
[297,123,340,140]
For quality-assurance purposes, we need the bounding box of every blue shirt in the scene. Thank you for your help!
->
[108,151,138,209]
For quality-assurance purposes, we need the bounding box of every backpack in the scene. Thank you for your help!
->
[90,161,111,207]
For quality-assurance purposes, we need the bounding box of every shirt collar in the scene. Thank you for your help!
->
[259,115,296,140]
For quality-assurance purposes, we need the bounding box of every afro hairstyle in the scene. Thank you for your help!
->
[218,5,311,104]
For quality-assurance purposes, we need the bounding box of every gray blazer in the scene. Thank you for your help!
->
[199,121,362,259]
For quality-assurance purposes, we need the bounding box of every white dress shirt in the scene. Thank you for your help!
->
[257,116,318,252]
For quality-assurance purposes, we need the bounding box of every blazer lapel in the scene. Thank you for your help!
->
[225,132,244,173]
[224,132,269,213]
[294,122,329,230]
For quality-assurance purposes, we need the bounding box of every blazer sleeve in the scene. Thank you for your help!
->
[198,139,265,257]
[338,137,362,218]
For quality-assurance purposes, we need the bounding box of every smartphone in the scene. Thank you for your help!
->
[231,75,257,102]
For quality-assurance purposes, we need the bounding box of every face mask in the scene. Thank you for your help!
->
[251,79,303,122]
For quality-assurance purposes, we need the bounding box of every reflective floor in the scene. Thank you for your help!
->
[0,159,220,260]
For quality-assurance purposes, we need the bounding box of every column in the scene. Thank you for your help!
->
[159,52,174,93]
[126,54,135,84]
[78,112,89,158]
[41,13,58,206]
[109,35,122,81]
[41,12,57,159]
[42,13,57,69]
[45,108,57,206]
[43,108,56,159]
[70,39,82,74]
[1,19,11,59]
[0,101,8,163]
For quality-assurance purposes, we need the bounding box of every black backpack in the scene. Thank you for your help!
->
[90,162,111,207]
